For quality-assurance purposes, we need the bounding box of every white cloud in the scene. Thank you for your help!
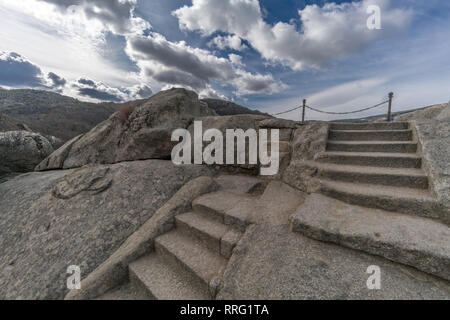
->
[174,0,412,70]
[0,2,141,88]
[125,33,286,96]
[229,54,244,67]
[232,69,288,96]
[198,86,228,100]
[307,77,388,107]
[208,34,247,51]
[36,0,150,36]
[0,0,292,98]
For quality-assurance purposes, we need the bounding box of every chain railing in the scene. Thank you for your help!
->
[272,92,394,122]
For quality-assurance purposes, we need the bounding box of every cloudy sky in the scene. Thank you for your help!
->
[0,0,449,120]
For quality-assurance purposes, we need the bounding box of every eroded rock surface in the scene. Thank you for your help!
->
[282,122,329,192]
[217,224,450,299]
[36,88,216,171]
[396,102,450,215]
[0,160,216,299]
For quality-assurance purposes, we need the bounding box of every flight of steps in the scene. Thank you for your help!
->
[291,122,450,281]
[312,122,443,220]
[122,176,261,300]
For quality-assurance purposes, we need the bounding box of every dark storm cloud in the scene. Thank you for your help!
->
[128,35,227,83]
[73,77,123,101]
[78,78,96,87]
[0,52,67,92]
[126,34,283,94]
[73,77,153,102]
[0,52,46,88]
[48,72,67,88]
[77,87,122,102]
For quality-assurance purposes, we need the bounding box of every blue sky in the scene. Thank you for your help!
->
[0,0,449,120]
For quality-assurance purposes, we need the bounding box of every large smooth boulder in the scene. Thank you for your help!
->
[217,224,450,299]
[186,114,270,172]
[0,160,217,299]
[188,114,270,143]
[36,88,216,171]
[0,131,53,175]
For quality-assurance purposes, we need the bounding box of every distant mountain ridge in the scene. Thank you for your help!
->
[201,98,270,117]
[0,89,269,142]
[0,88,120,141]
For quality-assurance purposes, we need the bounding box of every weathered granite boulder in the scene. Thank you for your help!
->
[282,122,329,192]
[36,88,216,171]
[186,114,270,172]
[0,131,54,175]
[190,114,269,133]
[0,160,217,299]
[43,134,65,150]
[1,122,64,150]
[257,118,298,129]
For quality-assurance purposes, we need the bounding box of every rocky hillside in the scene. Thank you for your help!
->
[201,98,270,117]
[0,89,268,143]
[0,88,119,141]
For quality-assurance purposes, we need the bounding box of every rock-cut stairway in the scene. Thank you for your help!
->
[311,122,443,220]
[109,175,262,300]
[292,122,450,281]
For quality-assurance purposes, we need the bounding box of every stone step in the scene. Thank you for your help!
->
[319,179,443,220]
[291,194,450,281]
[129,254,210,300]
[306,161,428,189]
[175,211,242,258]
[317,151,422,168]
[327,141,418,153]
[155,230,228,297]
[192,191,253,231]
[330,122,409,131]
[215,175,261,195]
[329,129,413,141]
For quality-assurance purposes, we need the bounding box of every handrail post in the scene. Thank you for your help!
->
[302,99,306,123]
[387,92,394,122]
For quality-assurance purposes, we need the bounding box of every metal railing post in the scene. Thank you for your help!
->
[302,99,306,123]
[387,92,394,122]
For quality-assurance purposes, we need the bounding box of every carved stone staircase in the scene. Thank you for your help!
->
[311,122,443,220]
[101,175,262,300]
[291,122,450,281]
